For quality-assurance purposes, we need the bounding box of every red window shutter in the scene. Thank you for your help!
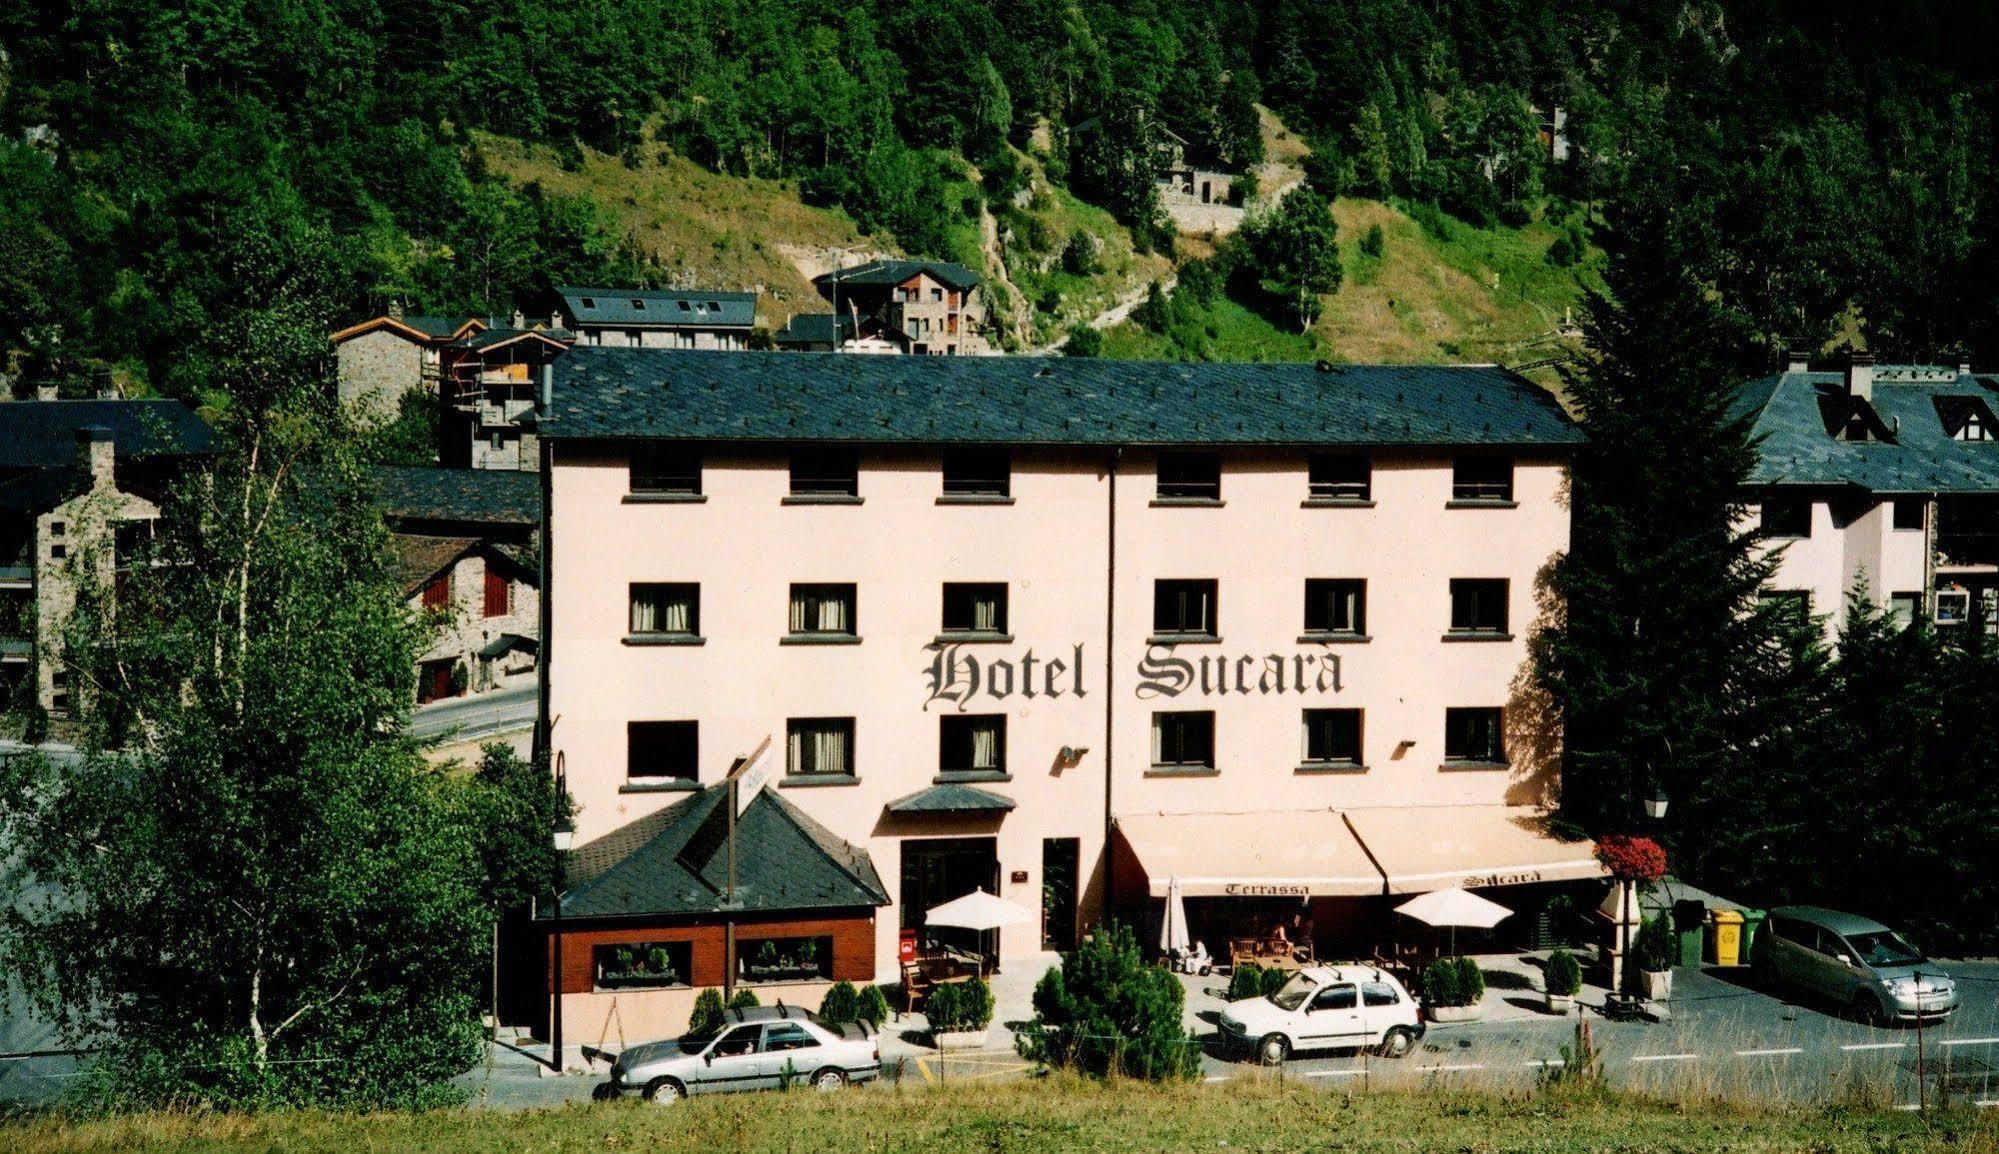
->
[484,568,509,618]
[422,573,450,610]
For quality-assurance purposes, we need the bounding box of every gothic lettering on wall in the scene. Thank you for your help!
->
[1134,643,1342,699]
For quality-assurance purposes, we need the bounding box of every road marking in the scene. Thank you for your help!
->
[1522,1058,1565,1068]
[1415,1063,1483,1072]
[1942,1037,1999,1047]
[1203,1075,1230,1083]
[1301,1068,1369,1078]
[1734,1047,1804,1057]
[1631,1053,1699,1063]
[1839,1042,1907,1052]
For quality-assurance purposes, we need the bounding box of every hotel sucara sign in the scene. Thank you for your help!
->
[922,641,1343,710]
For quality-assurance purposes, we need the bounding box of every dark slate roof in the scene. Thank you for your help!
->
[774,313,856,346]
[392,534,480,597]
[1741,366,1999,493]
[543,349,1583,448]
[815,260,981,293]
[885,783,1017,814]
[456,327,569,352]
[0,467,88,514]
[552,785,890,920]
[374,466,539,527]
[0,399,213,470]
[404,315,476,339]
[557,287,757,331]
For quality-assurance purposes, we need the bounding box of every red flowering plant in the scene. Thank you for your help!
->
[1594,835,1667,883]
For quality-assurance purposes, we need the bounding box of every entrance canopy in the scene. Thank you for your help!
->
[1342,805,1605,895]
[1116,810,1382,898]
[1117,806,1603,899]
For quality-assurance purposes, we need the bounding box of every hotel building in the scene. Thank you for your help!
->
[1741,356,1999,637]
[533,349,1598,1042]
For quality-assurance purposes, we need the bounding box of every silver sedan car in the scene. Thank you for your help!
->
[1756,906,1958,1024]
[604,1005,882,1103]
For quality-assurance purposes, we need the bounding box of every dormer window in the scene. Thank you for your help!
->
[580,297,596,309]
[678,300,693,312]
[1936,396,1997,441]
[631,298,646,310]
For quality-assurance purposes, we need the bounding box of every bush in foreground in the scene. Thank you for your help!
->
[1017,922,1199,1081]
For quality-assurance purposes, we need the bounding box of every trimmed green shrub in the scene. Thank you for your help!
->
[728,989,761,1011]
[1226,962,1264,1001]
[687,988,726,1037]
[936,978,995,1032]
[1018,922,1200,1080]
[925,981,962,1031]
[1634,915,1674,973]
[859,984,892,1028]
[1422,957,1485,1008]
[819,980,859,1024]
[1545,949,1583,997]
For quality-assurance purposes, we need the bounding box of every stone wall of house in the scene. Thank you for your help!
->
[414,549,541,699]
[32,452,160,716]
[336,328,425,424]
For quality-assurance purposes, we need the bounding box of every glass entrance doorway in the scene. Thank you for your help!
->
[900,837,1000,966]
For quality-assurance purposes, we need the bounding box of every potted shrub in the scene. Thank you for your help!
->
[1225,962,1264,1002]
[818,980,859,1024]
[1422,956,1486,1023]
[1544,949,1583,1015]
[858,984,892,1028]
[1634,915,1675,1000]
[928,978,996,1050]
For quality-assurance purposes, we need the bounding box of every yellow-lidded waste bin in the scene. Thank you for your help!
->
[1708,908,1745,967]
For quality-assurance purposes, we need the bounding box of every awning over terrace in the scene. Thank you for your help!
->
[1115,805,1605,899]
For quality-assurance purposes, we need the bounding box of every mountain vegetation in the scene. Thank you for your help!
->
[8,2,1999,397]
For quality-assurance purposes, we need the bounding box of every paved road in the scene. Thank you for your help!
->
[410,684,536,743]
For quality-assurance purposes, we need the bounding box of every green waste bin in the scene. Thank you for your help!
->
[1671,899,1706,968]
[1738,908,1767,966]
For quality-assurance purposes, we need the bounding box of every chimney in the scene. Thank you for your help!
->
[539,361,554,413]
[510,309,526,329]
[1959,359,1974,378]
[387,298,405,320]
[1845,352,1875,403]
[76,426,114,488]
[551,310,565,332]
[92,366,117,400]
[1785,349,1812,374]
[34,379,58,402]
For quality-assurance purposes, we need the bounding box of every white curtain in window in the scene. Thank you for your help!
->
[789,592,808,634]
[659,594,690,633]
[631,591,659,633]
[815,593,848,632]
[790,589,850,633]
[970,591,999,632]
[791,725,849,775]
[970,722,998,769]
[1150,719,1165,764]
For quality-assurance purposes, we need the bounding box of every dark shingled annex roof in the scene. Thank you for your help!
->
[0,399,213,471]
[375,466,540,527]
[552,784,891,921]
[815,259,981,293]
[544,348,1583,448]
[1740,366,1999,493]
[558,287,757,331]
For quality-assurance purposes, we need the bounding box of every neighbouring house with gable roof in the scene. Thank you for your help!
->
[1739,353,1999,640]
[809,260,990,355]
[0,396,213,722]
[552,287,757,351]
[330,311,487,425]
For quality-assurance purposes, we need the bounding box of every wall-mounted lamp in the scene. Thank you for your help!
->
[1058,746,1090,765]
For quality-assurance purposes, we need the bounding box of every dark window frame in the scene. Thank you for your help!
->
[1153,579,1219,638]
[1444,707,1505,764]
[1308,453,1371,502]
[1156,452,1222,501]
[787,582,858,637]
[1151,710,1216,770]
[1449,578,1510,634]
[1759,498,1813,538]
[941,448,1012,498]
[627,720,699,781]
[1304,579,1366,636]
[786,717,857,778]
[1892,497,1926,531]
[1451,457,1514,502]
[629,582,700,636]
[1302,708,1363,766]
[939,714,1007,775]
[631,445,702,495]
[789,448,860,497]
[941,582,1009,635]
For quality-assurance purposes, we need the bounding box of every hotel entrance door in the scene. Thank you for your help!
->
[900,837,1000,966]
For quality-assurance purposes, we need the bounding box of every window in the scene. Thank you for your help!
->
[1303,579,1366,636]
[579,296,596,309]
[1449,579,1509,634]
[1889,591,1923,628]
[488,430,504,451]
[628,721,698,781]
[483,567,510,617]
[1452,457,1513,502]
[1893,497,1926,531]
[942,583,1008,635]
[630,582,699,636]
[1302,709,1363,766]
[787,718,855,778]
[1308,453,1371,501]
[1937,396,1998,441]
[1151,711,1215,770]
[49,544,66,560]
[1156,452,1221,501]
[1362,982,1402,1007]
[421,572,451,611]
[1311,985,1357,1011]
[788,583,856,637]
[1759,498,1812,538]
[942,448,1011,498]
[594,940,691,989]
[789,448,859,497]
[49,521,65,537]
[740,935,833,983]
[931,287,944,302]
[677,299,692,312]
[1153,579,1218,638]
[1758,589,1811,629]
[1444,707,1504,763]
[1936,589,1970,626]
[763,1023,822,1052]
[631,446,701,495]
[940,715,1006,775]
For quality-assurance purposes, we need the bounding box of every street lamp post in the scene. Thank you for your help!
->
[550,753,573,1072]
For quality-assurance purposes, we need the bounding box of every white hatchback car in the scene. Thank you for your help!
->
[1216,965,1424,1064]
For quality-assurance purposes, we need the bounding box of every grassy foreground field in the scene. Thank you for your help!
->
[8,1078,1997,1154]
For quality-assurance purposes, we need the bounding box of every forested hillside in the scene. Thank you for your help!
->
[5,1,1999,402]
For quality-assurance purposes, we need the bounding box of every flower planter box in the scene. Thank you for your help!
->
[932,1028,991,1050]
[1545,993,1576,1015]
[1641,969,1674,1000]
[1427,1004,1484,1023]
[743,965,825,984]
[597,972,687,990]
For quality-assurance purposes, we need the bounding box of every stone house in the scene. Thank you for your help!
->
[330,312,485,425]
[552,287,756,351]
[0,396,213,720]
[441,330,571,472]
[811,260,990,355]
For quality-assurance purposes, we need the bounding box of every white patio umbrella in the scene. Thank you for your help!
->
[926,889,1034,975]
[1393,886,1513,955]
[1160,875,1191,956]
